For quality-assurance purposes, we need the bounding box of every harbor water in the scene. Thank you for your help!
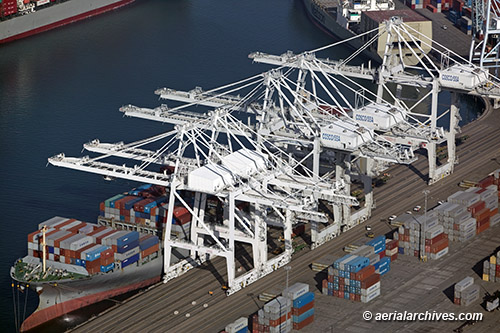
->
[0,0,482,331]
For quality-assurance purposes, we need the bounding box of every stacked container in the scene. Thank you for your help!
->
[385,238,399,261]
[322,253,381,303]
[0,0,17,17]
[397,214,447,259]
[454,276,480,306]
[282,283,314,330]
[99,185,193,236]
[25,217,160,276]
[259,296,292,333]
[482,250,500,282]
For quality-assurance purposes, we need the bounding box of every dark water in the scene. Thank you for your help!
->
[0,0,481,332]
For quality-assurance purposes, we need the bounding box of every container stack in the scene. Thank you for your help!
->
[459,16,472,35]
[26,217,160,276]
[99,185,193,237]
[454,276,480,306]
[253,283,314,332]
[282,283,314,330]
[397,214,447,259]
[224,317,248,333]
[322,252,381,303]
[385,238,399,262]
[405,0,424,10]
[482,251,500,282]
[256,296,292,333]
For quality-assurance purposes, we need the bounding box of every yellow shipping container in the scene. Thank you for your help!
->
[483,274,489,282]
[490,255,497,265]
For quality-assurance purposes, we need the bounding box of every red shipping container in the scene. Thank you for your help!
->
[379,252,385,259]
[425,232,448,246]
[292,301,314,316]
[490,208,498,217]
[173,206,191,224]
[454,297,461,305]
[496,264,500,272]
[350,272,355,280]
[386,239,399,250]
[292,224,305,237]
[101,248,115,259]
[322,279,328,290]
[88,226,107,237]
[354,265,375,281]
[339,284,344,292]
[134,198,155,213]
[27,230,41,243]
[327,275,333,283]
[65,256,71,264]
[427,4,437,12]
[54,219,77,230]
[496,271,500,278]
[269,312,290,327]
[391,253,398,261]
[468,201,485,215]
[141,243,159,258]
[477,222,490,234]
[430,238,449,254]
[479,175,494,188]
[338,291,344,298]
[75,244,95,259]
[99,202,105,211]
[354,294,361,302]
[473,208,490,221]
[66,222,85,233]
[476,216,490,228]
[292,315,314,330]
[101,257,114,266]
[349,293,356,301]
[361,273,380,289]
[339,277,344,284]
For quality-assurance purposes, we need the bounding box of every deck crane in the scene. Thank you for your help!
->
[49,104,358,295]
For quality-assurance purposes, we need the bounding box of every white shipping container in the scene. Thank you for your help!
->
[491,214,500,226]
[60,220,82,231]
[264,296,291,314]
[69,236,93,251]
[361,287,381,303]
[282,282,309,300]
[60,234,85,249]
[455,276,474,292]
[361,281,380,296]
[430,246,448,260]
[38,216,69,230]
[54,247,60,255]
[102,230,128,246]
[425,225,444,240]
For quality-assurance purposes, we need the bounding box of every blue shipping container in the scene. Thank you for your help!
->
[293,291,315,308]
[293,308,315,323]
[117,231,140,247]
[101,262,115,273]
[86,245,109,262]
[139,235,160,251]
[398,247,405,254]
[378,265,390,276]
[344,292,350,299]
[334,254,354,269]
[48,246,54,254]
[367,235,386,248]
[236,327,248,333]
[121,253,140,268]
[75,259,81,266]
[117,239,139,254]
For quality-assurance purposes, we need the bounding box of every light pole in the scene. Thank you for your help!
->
[285,266,291,292]
[421,190,430,261]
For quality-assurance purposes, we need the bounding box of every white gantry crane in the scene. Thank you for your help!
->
[49,104,357,294]
[470,0,500,76]
[48,15,500,295]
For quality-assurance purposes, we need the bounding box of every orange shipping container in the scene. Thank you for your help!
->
[293,315,314,330]
[292,301,314,316]
[477,222,490,234]
[430,238,449,254]
[490,208,498,217]
[141,243,160,258]
[355,265,375,281]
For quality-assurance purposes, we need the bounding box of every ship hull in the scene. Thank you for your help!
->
[14,254,162,332]
[0,0,135,44]
[302,0,382,63]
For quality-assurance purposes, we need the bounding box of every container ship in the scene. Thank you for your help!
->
[0,0,134,44]
[302,0,433,65]
[11,184,194,332]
